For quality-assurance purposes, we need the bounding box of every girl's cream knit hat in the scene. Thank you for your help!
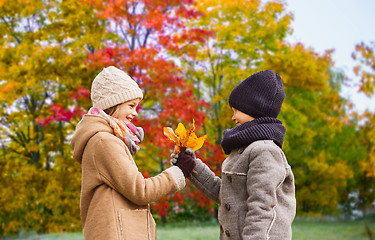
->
[90,66,143,110]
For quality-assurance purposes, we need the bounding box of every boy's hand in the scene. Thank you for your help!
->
[174,147,196,178]
[171,148,196,165]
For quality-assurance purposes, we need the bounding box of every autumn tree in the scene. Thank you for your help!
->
[79,0,213,222]
[185,0,293,144]
[183,0,359,216]
[351,41,375,216]
[181,3,295,216]
[1,0,373,235]
[0,0,105,235]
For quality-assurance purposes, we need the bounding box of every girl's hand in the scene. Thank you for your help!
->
[185,148,196,159]
[170,148,195,165]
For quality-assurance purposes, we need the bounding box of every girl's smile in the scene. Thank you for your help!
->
[113,98,141,122]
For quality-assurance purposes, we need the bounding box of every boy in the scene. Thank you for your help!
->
[175,70,296,240]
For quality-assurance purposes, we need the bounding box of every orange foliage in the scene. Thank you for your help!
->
[163,121,207,154]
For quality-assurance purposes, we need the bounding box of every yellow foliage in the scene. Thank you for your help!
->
[212,94,222,104]
[295,153,354,212]
[262,42,333,91]
[359,152,375,178]
[0,152,82,235]
[353,42,375,97]
[358,111,375,178]
[163,121,207,154]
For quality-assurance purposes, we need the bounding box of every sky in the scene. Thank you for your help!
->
[285,0,375,113]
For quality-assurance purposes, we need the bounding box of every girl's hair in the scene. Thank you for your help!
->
[104,104,119,117]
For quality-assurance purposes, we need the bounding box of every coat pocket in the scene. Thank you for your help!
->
[117,209,155,240]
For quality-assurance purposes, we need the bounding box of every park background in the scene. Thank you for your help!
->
[0,0,374,239]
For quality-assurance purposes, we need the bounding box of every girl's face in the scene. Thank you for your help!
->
[113,98,141,122]
[231,108,255,126]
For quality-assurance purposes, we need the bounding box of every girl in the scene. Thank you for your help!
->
[71,66,195,240]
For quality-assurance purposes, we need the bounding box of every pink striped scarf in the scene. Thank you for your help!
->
[87,107,144,155]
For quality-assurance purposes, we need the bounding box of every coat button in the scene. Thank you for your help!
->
[227,175,232,183]
[225,230,230,237]
[225,203,231,211]
[220,225,224,232]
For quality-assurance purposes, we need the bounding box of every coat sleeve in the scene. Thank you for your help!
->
[189,158,221,204]
[242,144,287,240]
[93,134,185,206]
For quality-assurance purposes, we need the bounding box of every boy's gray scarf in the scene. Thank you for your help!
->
[221,117,285,155]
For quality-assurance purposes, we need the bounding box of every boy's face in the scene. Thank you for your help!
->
[231,108,255,126]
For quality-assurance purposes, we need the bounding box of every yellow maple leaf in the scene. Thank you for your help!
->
[163,121,207,154]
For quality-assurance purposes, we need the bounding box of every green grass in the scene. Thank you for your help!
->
[3,218,374,240]
[292,218,374,240]
[157,220,219,240]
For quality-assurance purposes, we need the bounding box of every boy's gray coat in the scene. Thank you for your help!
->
[190,140,296,240]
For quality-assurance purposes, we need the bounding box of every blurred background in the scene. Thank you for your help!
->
[0,0,374,239]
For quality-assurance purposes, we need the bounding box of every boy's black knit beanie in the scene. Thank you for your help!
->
[229,70,285,118]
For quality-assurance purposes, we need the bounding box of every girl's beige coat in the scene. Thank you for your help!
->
[71,115,185,240]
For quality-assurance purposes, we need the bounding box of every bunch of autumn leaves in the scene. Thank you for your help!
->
[163,121,207,154]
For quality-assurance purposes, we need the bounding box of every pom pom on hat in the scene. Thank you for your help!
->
[229,70,285,118]
[90,66,143,110]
